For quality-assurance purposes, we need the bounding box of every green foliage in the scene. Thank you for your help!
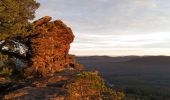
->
[0,67,13,76]
[76,71,125,99]
[0,53,8,60]
[0,58,16,77]
[0,0,39,61]
[0,0,39,39]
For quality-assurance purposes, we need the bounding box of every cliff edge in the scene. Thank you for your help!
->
[0,16,124,100]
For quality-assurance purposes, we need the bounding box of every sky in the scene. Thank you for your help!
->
[36,0,170,56]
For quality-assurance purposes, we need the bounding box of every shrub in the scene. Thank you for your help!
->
[0,67,13,76]
[67,71,125,99]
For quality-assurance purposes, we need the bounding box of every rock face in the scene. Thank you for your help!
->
[26,16,75,76]
[0,16,77,77]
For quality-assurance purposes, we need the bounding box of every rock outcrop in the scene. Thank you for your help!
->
[0,16,79,77]
[26,16,76,77]
[1,70,124,100]
[0,16,124,100]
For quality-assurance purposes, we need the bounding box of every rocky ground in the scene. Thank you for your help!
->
[0,69,124,100]
[1,69,78,100]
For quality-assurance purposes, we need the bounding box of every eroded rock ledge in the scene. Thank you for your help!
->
[0,16,79,77]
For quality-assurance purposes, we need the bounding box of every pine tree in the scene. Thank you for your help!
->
[0,0,39,39]
[0,0,39,60]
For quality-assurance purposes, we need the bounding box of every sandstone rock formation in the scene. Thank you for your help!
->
[0,16,79,77]
[26,16,75,76]
[0,16,124,100]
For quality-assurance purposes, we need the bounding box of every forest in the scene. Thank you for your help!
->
[77,56,170,100]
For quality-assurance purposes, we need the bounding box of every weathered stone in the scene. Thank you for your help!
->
[26,16,75,76]
[0,16,79,77]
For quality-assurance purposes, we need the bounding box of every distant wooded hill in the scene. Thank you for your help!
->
[76,56,170,99]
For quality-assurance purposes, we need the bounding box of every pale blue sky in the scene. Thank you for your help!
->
[36,0,170,56]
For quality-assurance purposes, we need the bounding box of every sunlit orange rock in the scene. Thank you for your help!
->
[0,16,82,77]
[25,16,75,76]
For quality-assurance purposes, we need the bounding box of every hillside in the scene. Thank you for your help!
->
[77,56,170,75]
[77,56,170,99]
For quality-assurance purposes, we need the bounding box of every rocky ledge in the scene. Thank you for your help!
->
[0,16,124,100]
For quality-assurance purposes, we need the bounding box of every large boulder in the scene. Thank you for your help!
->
[0,16,78,77]
[26,16,75,76]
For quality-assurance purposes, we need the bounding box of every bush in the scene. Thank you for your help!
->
[0,67,13,76]
[67,71,125,99]
[0,58,15,77]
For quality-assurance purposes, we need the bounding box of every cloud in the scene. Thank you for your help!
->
[132,0,158,8]
[36,0,170,56]
[70,48,170,56]
[71,32,170,52]
[36,0,170,34]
